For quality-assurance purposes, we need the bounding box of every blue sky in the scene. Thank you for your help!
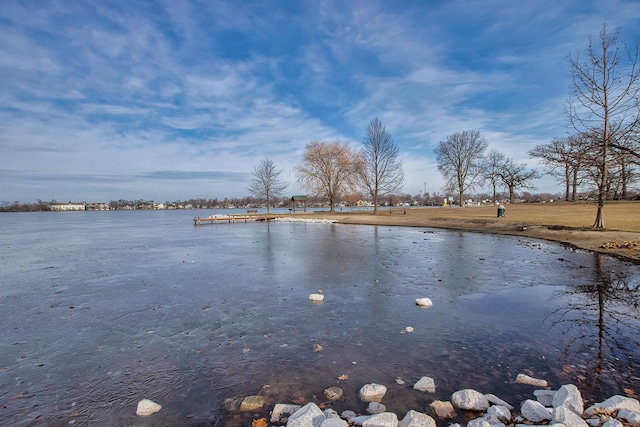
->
[1,0,639,203]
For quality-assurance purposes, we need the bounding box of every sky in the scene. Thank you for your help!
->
[2,0,640,204]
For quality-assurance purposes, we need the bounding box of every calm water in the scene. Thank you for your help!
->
[0,210,639,426]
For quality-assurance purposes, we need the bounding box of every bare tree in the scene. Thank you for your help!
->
[295,140,358,212]
[567,23,640,228]
[498,158,541,204]
[356,117,405,213]
[434,130,488,206]
[482,149,506,204]
[247,158,288,213]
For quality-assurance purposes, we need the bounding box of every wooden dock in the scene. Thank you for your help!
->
[193,214,279,225]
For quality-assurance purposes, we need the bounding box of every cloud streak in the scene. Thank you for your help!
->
[1,0,639,202]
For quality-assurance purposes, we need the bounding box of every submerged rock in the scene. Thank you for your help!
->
[136,399,162,416]
[240,395,264,411]
[367,402,387,414]
[413,377,436,393]
[515,373,548,387]
[359,383,387,403]
[429,400,456,419]
[324,386,344,401]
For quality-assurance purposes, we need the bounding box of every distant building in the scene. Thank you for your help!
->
[51,202,86,211]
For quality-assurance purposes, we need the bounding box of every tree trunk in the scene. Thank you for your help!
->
[373,191,378,214]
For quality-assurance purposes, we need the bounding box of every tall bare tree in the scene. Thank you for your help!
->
[356,117,405,213]
[497,158,541,204]
[434,130,488,206]
[295,140,358,212]
[247,158,288,213]
[567,23,640,228]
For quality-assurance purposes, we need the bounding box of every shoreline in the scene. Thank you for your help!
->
[296,206,640,263]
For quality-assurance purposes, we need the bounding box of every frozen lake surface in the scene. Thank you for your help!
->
[0,210,639,426]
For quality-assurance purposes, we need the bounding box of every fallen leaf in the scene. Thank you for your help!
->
[338,374,349,381]
[252,418,268,427]
[11,392,24,399]
[313,344,323,352]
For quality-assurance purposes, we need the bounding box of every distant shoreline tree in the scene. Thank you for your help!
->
[497,158,541,204]
[434,130,488,206]
[295,140,358,212]
[356,117,405,214]
[483,149,506,204]
[247,158,288,213]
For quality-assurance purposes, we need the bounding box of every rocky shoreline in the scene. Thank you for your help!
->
[228,377,640,427]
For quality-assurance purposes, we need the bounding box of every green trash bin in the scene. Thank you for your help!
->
[497,204,505,217]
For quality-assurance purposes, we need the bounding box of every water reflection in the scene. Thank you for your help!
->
[550,253,640,398]
[0,213,639,426]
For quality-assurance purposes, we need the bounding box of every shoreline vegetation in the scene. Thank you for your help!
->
[298,201,640,263]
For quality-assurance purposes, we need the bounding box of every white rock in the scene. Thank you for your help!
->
[287,402,326,427]
[413,376,436,393]
[415,298,433,307]
[451,389,490,411]
[272,403,302,423]
[487,405,512,422]
[136,399,162,416]
[467,416,490,427]
[367,402,386,414]
[553,406,589,427]
[321,417,348,427]
[362,412,398,427]
[585,396,640,416]
[617,409,640,426]
[486,394,514,410]
[399,410,436,427]
[521,399,552,422]
[534,389,556,407]
[309,293,324,302]
[359,383,387,403]
[516,373,548,387]
[553,384,584,415]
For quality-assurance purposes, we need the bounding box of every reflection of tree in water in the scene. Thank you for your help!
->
[549,253,640,399]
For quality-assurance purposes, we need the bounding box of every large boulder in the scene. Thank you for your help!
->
[486,405,511,423]
[617,409,640,426]
[534,389,556,407]
[359,383,387,403]
[429,400,456,419]
[552,384,584,415]
[552,406,589,427]
[287,402,326,427]
[520,399,552,422]
[451,389,490,411]
[585,396,640,416]
[362,412,398,427]
[399,410,436,427]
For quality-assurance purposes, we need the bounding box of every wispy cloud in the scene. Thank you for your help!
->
[1,0,639,202]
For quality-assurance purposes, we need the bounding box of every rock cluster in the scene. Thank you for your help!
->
[260,378,640,427]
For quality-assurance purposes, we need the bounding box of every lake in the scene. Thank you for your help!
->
[0,210,639,426]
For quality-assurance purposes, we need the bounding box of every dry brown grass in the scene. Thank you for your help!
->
[401,200,640,232]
